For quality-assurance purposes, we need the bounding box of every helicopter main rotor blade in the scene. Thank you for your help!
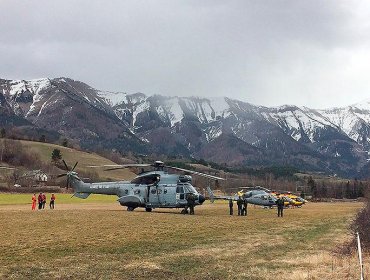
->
[62,160,69,171]
[57,174,67,178]
[104,164,151,171]
[71,162,78,172]
[90,161,225,180]
[87,165,121,168]
[104,167,128,171]
[164,165,225,181]
[87,164,150,169]
[0,166,16,170]
[239,186,271,192]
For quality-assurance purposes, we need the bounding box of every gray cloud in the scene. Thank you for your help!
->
[1,0,370,108]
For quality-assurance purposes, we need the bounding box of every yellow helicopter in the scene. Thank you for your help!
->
[283,192,306,207]
[270,191,305,207]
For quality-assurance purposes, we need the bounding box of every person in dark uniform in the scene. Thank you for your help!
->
[186,193,196,215]
[42,193,46,209]
[50,193,56,209]
[242,198,248,216]
[276,196,285,217]
[229,199,233,215]
[237,196,243,216]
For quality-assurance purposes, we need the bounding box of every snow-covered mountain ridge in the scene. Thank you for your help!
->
[1,77,370,177]
[101,88,370,147]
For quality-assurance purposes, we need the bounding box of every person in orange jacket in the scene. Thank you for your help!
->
[50,193,56,209]
[31,193,36,210]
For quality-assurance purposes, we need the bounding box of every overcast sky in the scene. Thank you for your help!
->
[1,0,370,108]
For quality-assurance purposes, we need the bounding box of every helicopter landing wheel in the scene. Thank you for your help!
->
[127,207,135,211]
[181,209,189,215]
[145,208,152,212]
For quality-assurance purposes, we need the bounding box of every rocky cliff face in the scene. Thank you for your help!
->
[1,77,370,177]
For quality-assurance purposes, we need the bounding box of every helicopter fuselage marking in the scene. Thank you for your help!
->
[91,185,115,189]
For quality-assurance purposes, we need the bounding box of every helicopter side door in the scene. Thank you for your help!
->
[158,185,176,206]
[148,185,160,206]
[176,185,188,206]
[148,185,176,207]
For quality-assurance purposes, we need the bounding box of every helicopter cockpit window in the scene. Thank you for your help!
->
[261,195,267,200]
[245,192,253,198]
[184,185,195,193]
[176,186,184,193]
[131,174,160,185]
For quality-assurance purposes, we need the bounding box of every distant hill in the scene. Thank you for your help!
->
[3,140,136,181]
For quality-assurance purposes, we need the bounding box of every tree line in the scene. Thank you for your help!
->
[307,176,367,199]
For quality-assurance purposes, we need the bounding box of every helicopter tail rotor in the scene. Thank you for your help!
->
[206,186,215,203]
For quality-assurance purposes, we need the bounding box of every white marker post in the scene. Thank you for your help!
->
[357,232,364,280]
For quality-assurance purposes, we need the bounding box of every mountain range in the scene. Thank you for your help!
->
[1,77,370,178]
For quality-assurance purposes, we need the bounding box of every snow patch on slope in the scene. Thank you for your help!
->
[262,106,337,142]
[97,90,128,106]
[156,97,183,126]
[8,78,50,97]
[4,78,51,117]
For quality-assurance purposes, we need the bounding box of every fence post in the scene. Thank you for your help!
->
[357,232,364,280]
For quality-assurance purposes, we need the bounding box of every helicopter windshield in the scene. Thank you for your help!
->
[184,185,196,193]
[244,192,253,198]
[177,184,196,194]
[131,174,160,185]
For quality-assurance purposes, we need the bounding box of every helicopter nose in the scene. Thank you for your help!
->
[198,194,206,204]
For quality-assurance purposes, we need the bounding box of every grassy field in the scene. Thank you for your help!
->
[5,140,136,181]
[0,196,368,280]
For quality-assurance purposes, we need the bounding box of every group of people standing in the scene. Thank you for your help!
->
[229,196,248,216]
[228,195,285,217]
[31,193,56,210]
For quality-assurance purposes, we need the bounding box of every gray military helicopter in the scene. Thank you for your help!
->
[58,160,224,213]
[207,186,277,207]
